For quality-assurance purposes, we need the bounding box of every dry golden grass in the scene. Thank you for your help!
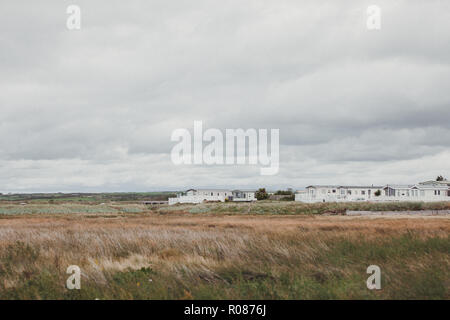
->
[0,212,448,299]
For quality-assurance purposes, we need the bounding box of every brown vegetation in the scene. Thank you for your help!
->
[0,211,448,299]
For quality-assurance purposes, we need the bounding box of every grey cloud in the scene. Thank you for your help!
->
[0,0,449,192]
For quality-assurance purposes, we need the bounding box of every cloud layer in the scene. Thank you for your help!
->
[1,0,449,192]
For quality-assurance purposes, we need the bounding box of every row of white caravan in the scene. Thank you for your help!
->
[295,180,450,203]
[168,189,256,205]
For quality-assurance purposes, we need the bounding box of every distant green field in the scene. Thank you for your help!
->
[0,203,150,215]
[0,200,449,216]
[159,200,450,215]
[0,192,177,204]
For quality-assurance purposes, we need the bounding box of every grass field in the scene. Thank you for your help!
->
[0,192,176,203]
[159,200,450,215]
[0,201,448,299]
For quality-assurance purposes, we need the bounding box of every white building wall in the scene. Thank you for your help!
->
[233,191,256,202]
[168,195,227,205]
[168,190,255,205]
[296,185,449,203]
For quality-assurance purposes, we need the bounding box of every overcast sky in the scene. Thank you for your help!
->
[1,0,449,192]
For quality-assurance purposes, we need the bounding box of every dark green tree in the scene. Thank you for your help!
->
[274,190,294,195]
[255,188,269,200]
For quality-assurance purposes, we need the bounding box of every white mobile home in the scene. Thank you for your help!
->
[168,189,256,205]
[230,190,256,202]
[383,184,449,202]
[296,182,449,203]
[295,185,383,203]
